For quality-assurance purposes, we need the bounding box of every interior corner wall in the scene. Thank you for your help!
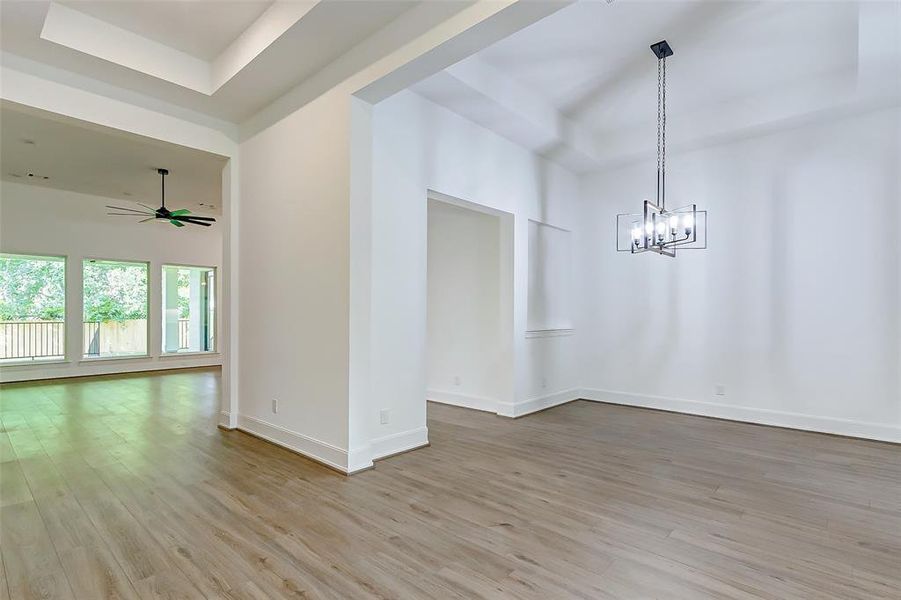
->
[236,88,352,470]
[427,199,504,412]
[576,106,901,443]
[363,90,581,457]
[229,1,580,472]
[0,181,223,382]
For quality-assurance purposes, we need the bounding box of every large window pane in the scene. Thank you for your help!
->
[162,265,215,354]
[83,259,148,358]
[0,254,66,362]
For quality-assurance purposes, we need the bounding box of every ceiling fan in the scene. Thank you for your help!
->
[106,168,216,228]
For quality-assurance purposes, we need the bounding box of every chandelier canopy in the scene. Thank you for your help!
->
[616,40,706,257]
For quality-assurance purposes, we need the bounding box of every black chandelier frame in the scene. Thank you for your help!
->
[616,40,707,257]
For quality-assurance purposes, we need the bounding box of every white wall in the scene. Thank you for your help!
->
[0,181,223,382]
[427,199,505,411]
[237,88,353,470]
[577,107,901,442]
[230,0,575,473]
[361,90,581,459]
[527,220,573,332]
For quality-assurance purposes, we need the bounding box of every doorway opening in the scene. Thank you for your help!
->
[426,194,513,414]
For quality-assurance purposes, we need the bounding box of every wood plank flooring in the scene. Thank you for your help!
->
[1,367,899,599]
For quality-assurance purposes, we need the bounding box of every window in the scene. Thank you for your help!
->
[162,265,215,353]
[83,259,148,358]
[0,253,66,362]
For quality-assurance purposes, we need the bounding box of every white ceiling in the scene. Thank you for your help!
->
[2,0,896,173]
[0,0,424,122]
[1,101,227,213]
[58,0,274,61]
[413,0,900,171]
[480,0,858,133]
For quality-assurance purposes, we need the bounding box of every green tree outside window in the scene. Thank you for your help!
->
[82,261,148,322]
[0,256,65,320]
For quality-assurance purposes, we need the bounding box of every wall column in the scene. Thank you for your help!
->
[163,267,180,353]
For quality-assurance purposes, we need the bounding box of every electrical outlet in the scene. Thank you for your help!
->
[272,398,279,413]
[714,385,726,396]
[380,409,390,425]
[453,375,461,386]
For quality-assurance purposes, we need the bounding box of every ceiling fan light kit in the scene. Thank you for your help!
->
[106,168,216,228]
[616,40,707,257]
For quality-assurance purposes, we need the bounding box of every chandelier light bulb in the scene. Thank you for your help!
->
[668,214,679,235]
[655,220,667,242]
[631,224,642,246]
[645,220,654,236]
[683,213,694,234]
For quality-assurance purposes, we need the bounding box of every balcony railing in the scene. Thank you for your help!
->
[1,320,65,360]
[2,318,186,360]
[178,318,189,350]
[84,321,100,356]
[0,320,106,360]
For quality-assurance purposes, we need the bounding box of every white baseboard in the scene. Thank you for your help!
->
[427,389,498,413]
[579,388,901,444]
[369,426,429,461]
[236,414,351,473]
[233,415,430,474]
[346,446,375,474]
[429,388,580,418]
[0,357,222,383]
[218,411,235,430]
[497,388,580,418]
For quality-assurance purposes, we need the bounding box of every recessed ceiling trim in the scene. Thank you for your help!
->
[212,1,320,91]
[39,1,318,97]
[412,55,602,172]
[40,2,212,94]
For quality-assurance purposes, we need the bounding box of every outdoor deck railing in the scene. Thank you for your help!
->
[83,321,100,356]
[178,318,189,350]
[1,318,189,360]
[1,320,66,360]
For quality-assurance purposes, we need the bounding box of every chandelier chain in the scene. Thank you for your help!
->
[656,56,661,205]
[660,56,666,206]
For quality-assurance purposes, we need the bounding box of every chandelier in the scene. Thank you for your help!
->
[616,40,706,257]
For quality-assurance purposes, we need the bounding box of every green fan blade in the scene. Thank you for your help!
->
[169,219,185,227]
[169,209,191,216]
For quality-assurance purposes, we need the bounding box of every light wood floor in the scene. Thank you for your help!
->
[1,368,899,599]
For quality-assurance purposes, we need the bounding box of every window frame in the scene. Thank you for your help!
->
[81,257,151,361]
[160,263,218,356]
[0,252,68,364]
